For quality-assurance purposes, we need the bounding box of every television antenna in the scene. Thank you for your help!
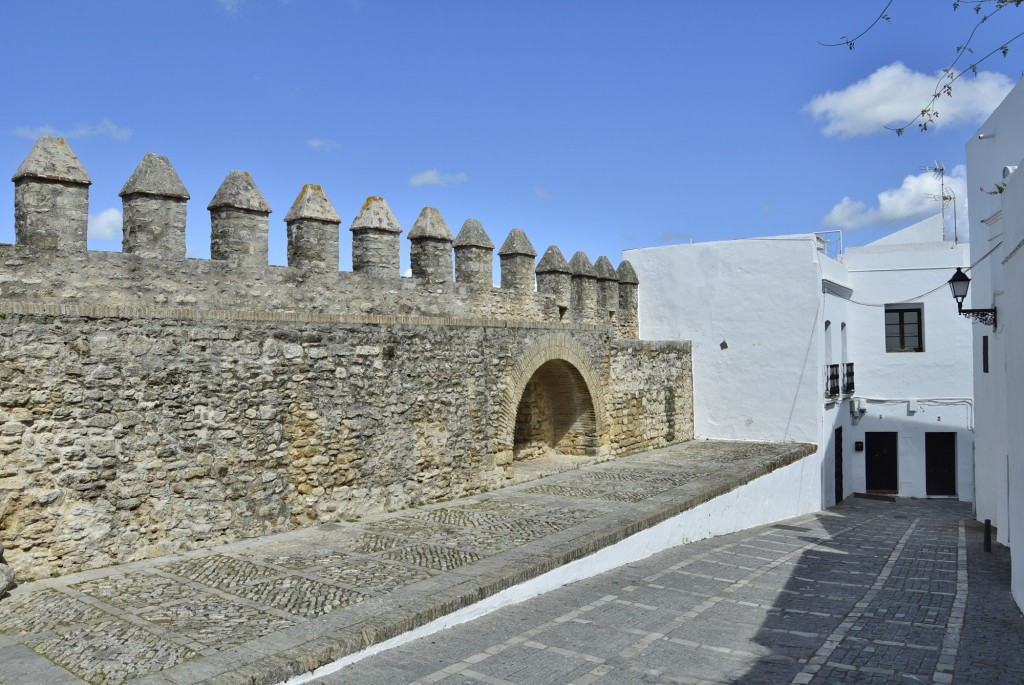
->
[922,162,957,244]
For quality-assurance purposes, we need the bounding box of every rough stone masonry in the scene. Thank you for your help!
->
[0,137,693,582]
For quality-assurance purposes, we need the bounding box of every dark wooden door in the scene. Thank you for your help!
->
[834,427,844,503]
[926,432,957,497]
[866,432,898,493]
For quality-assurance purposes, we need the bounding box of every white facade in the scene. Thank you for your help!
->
[966,80,1024,606]
[625,216,973,512]
[840,219,974,500]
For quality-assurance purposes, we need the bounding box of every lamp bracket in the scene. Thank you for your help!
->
[961,308,997,328]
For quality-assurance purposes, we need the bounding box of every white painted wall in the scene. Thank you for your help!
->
[834,222,974,501]
[843,405,973,499]
[843,231,973,403]
[967,83,1024,553]
[629,216,974,509]
[626,237,823,444]
[1002,164,1024,604]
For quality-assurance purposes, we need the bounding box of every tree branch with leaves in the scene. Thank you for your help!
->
[821,0,1024,134]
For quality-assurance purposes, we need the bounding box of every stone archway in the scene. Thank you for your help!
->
[494,333,608,468]
[513,359,598,460]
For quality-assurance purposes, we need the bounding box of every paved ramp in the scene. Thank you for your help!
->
[0,440,815,685]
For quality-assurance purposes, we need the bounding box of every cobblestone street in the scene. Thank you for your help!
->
[0,441,813,685]
[2,442,1022,685]
[303,498,1024,685]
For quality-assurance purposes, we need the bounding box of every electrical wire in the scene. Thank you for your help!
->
[843,240,1003,307]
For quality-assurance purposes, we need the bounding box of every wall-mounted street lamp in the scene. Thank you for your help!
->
[948,267,997,327]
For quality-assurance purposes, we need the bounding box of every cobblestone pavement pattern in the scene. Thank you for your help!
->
[307,498,1024,685]
[0,441,812,685]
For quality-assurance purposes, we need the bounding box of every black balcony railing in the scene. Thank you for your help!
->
[842,362,855,395]
[826,364,840,398]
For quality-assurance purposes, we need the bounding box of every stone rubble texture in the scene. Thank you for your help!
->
[120,153,190,261]
[452,218,494,287]
[285,184,341,272]
[208,169,272,268]
[12,137,91,252]
[0,138,693,579]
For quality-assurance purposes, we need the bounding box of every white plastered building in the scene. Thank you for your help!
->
[624,214,973,515]
[966,78,1024,607]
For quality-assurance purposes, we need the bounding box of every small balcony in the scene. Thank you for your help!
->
[842,362,855,395]
[825,364,840,399]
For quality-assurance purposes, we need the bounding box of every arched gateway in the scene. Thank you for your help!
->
[495,334,607,466]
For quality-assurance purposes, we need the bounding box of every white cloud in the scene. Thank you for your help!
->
[307,138,338,152]
[805,62,1013,137]
[822,164,968,230]
[14,118,132,141]
[534,186,553,200]
[409,169,468,187]
[88,208,122,240]
[219,0,244,12]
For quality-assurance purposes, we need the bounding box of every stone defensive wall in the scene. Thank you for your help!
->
[0,138,693,578]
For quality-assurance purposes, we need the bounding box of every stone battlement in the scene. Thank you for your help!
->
[3,137,639,336]
[0,138,687,580]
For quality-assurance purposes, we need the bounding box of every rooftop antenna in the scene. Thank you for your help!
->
[922,162,956,243]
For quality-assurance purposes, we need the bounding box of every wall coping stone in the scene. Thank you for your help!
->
[569,251,596,277]
[453,219,494,249]
[284,184,340,223]
[536,245,571,274]
[12,136,91,185]
[617,259,639,284]
[350,196,402,234]
[408,207,453,241]
[208,170,271,213]
[593,256,619,282]
[497,228,536,257]
[119,153,189,200]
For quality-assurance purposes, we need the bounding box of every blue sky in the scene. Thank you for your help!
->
[0,1,1021,272]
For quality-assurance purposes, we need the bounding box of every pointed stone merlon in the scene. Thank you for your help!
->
[208,171,271,268]
[453,219,494,287]
[409,207,454,284]
[285,184,341,271]
[350,197,402,279]
[594,256,620,322]
[119,154,189,260]
[535,245,572,314]
[12,137,92,252]
[498,228,537,292]
[617,260,640,336]
[569,251,598,324]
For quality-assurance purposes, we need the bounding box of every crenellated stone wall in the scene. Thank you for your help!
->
[0,137,691,579]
